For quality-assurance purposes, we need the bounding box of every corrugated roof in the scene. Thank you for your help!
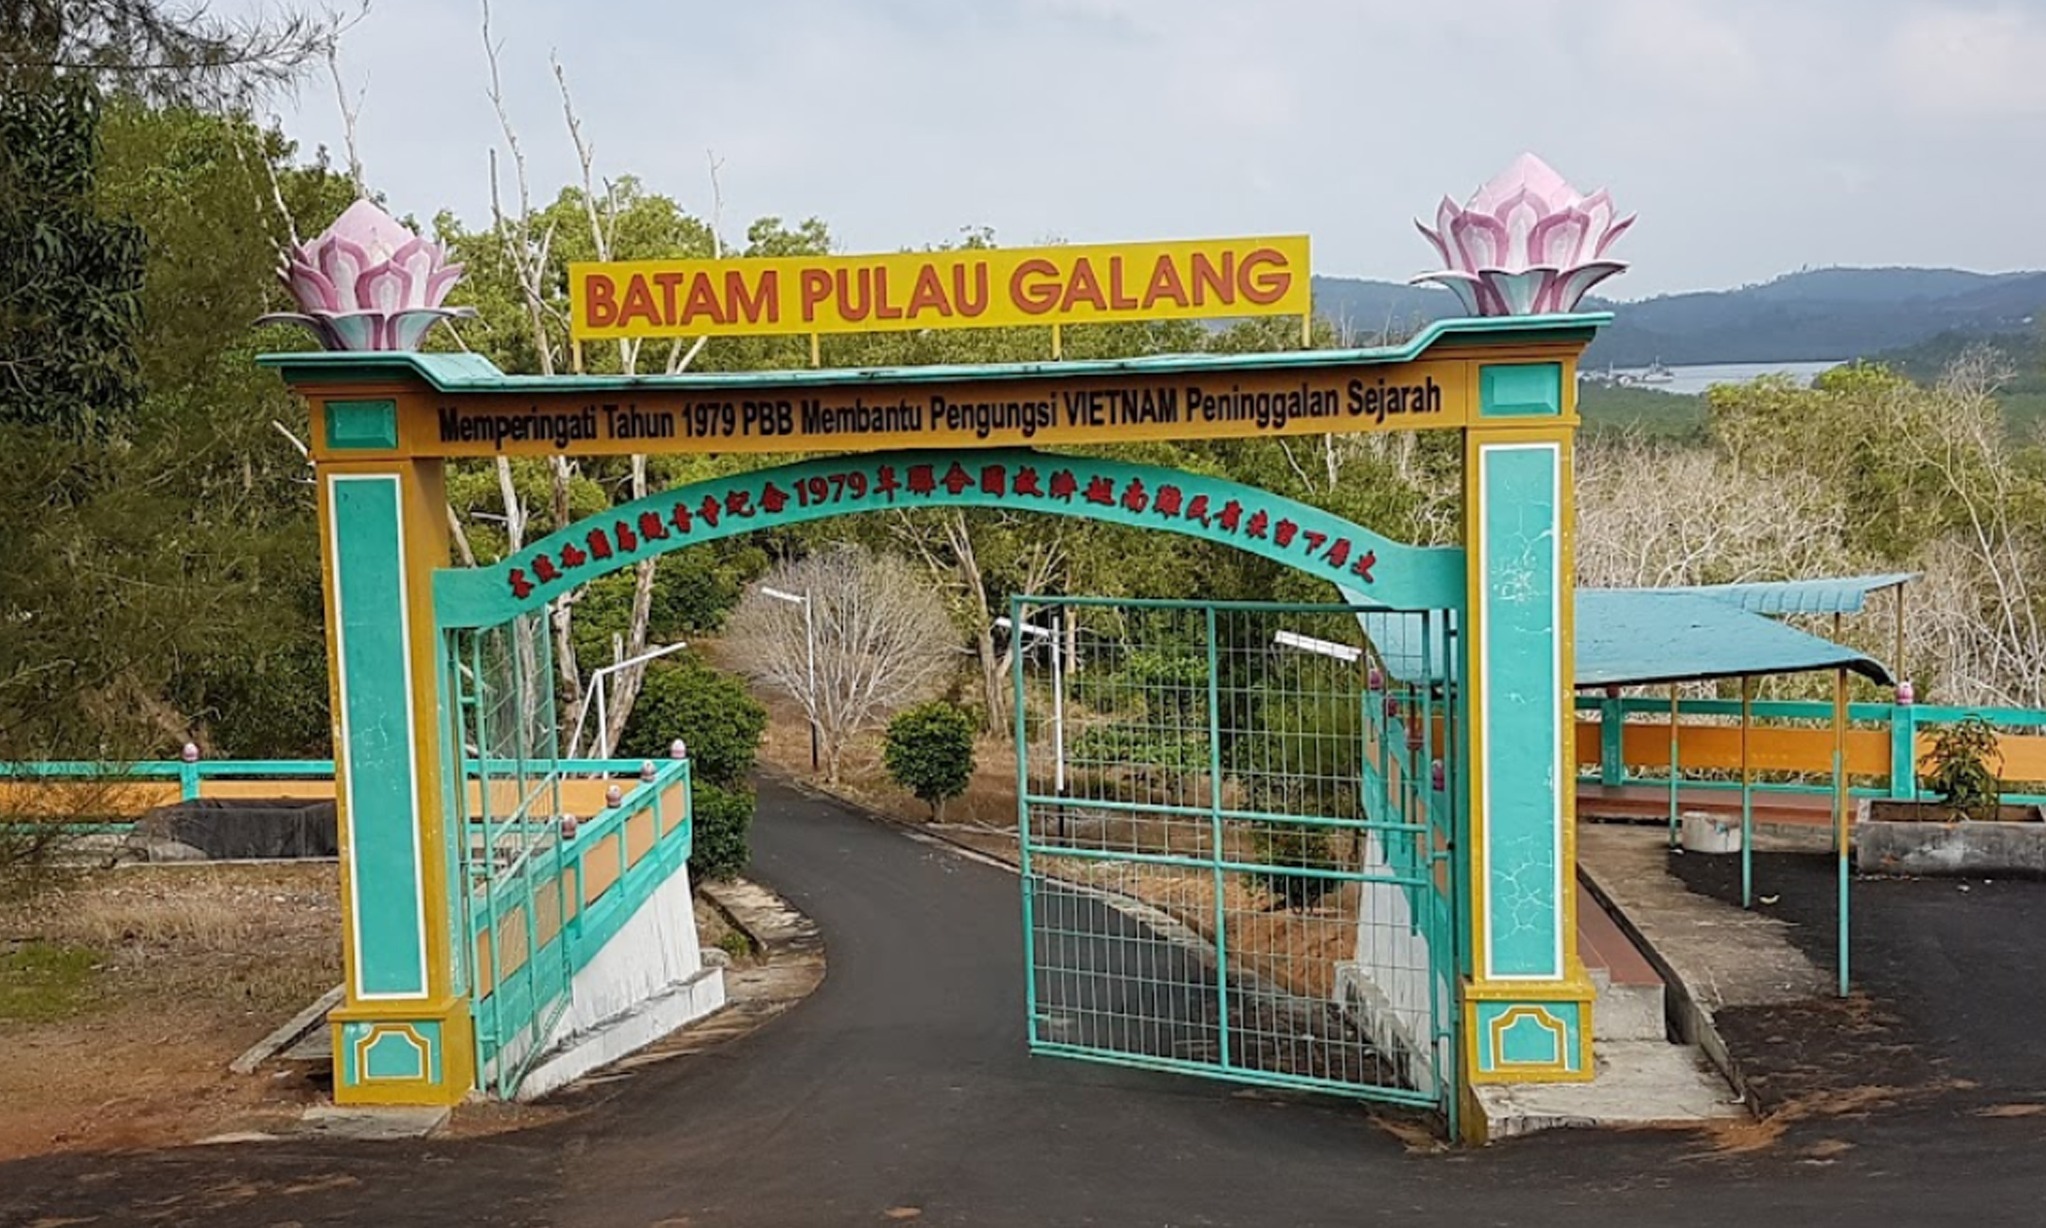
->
[1340,587,1894,689]
[1574,590,1893,688]
[1662,573,1917,616]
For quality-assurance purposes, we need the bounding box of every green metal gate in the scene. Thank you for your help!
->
[444,608,573,1098]
[1014,597,1460,1126]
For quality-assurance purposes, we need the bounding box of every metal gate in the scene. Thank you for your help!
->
[1014,597,1460,1125]
[444,607,573,1097]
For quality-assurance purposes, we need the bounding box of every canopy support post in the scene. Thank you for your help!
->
[1667,684,1681,849]
[1834,664,1851,999]
[1740,676,1754,910]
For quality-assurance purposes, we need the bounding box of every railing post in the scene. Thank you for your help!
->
[179,742,201,802]
[1889,684,1917,800]
[1599,686,1624,787]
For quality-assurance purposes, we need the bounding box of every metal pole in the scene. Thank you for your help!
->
[1204,606,1230,1072]
[1052,611,1067,798]
[595,677,609,761]
[1740,676,1754,909]
[1668,685,1681,849]
[1835,665,1851,998]
[804,593,819,772]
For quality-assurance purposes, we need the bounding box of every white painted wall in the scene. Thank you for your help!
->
[516,864,727,1100]
[1335,829,1446,1095]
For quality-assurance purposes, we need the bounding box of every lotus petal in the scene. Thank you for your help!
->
[1580,189,1618,245]
[424,260,465,309]
[1490,187,1550,269]
[1477,268,1552,316]
[1415,219,1453,269]
[323,198,418,264]
[384,307,465,351]
[1446,210,1510,276]
[284,256,342,314]
[356,262,416,317]
[1471,152,1574,215]
[1590,213,1636,260]
[314,237,374,313]
[1412,271,1486,316]
[1528,208,1592,270]
[386,238,442,310]
[317,311,383,351]
[1537,261,1627,313]
[255,311,345,351]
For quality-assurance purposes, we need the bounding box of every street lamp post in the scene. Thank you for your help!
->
[761,586,820,772]
[573,640,691,760]
[996,614,1064,798]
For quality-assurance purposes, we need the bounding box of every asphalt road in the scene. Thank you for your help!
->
[5,783,2046,1226]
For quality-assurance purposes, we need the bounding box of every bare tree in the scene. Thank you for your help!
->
[725,547,960,783]
[1576,431,1851,590]
[1,0,356,103]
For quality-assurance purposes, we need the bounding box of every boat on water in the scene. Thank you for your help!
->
[1634,359,1675,385]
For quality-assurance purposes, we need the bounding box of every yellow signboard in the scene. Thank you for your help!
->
[401,358,1468,459]
[568,236,1311,341]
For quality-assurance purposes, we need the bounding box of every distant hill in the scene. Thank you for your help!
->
[1311,267,2046,367]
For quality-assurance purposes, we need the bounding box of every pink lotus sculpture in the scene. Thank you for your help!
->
[1413,154,1633,316]
[260,199,473,351]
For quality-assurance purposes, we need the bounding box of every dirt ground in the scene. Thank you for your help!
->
[0,862,342,1159]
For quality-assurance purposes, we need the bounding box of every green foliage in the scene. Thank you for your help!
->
[1577,383,1706,439]
[1070,724,1208,773]
[688,779,755,881]
[0,942,99,1023]
[0,75,144,435]
[568,546,764,668]
[618,656,766,789]
[1922,715,2004,820]
[883,701,977,819]
[1250,822,1339,910]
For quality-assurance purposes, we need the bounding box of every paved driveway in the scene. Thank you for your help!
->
[5,781,2046,1226]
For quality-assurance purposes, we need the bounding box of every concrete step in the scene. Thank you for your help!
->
[1591,967,1669,1042]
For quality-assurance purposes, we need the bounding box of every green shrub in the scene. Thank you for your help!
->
[1251,821,1339,910]
[1922,714,2004,820]
[619,655,766,788]
[1070,723,1208,773]
[883,701,977,820]
[689,780,755,881]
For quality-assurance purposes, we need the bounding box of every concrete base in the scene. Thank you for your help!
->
[518,967,726,1100]
[1681,811,1742,854]
[1858,818,2046,879]
[1590,969,1667,1042]
[294,1104,449,1141]
[515,866,728,1100]
[1473,1041,1743,1140]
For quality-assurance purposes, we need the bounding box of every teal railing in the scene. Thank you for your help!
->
[1575,695,2046,807]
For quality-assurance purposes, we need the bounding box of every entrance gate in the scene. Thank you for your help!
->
[1016,598,1460,1123]
[443,609,572,1097]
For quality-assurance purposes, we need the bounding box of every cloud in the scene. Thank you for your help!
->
[1886,5,2046,117]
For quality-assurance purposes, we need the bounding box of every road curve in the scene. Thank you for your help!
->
[4,779,2045,1226]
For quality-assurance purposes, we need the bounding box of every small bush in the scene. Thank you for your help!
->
[1922,714,2004,820]
[620,655,767,788]
[884,701,976,820]
[689,780,755,881]
[1252,822,1339,910]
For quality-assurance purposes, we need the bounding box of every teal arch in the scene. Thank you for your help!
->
[432,448,1463,629]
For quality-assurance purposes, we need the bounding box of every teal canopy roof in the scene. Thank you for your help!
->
[1343,588,1894,689]
[1662,573,1916,617]
[1574,590,1892,688]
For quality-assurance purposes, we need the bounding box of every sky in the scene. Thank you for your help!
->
[232,0,2046,298]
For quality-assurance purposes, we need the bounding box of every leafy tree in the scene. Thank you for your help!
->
[617,655,766,789]
[1,1,337,106]
[0,75,143,435]
[883,702,976,820]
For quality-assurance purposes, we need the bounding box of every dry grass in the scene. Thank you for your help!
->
[0,862,341,1157]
